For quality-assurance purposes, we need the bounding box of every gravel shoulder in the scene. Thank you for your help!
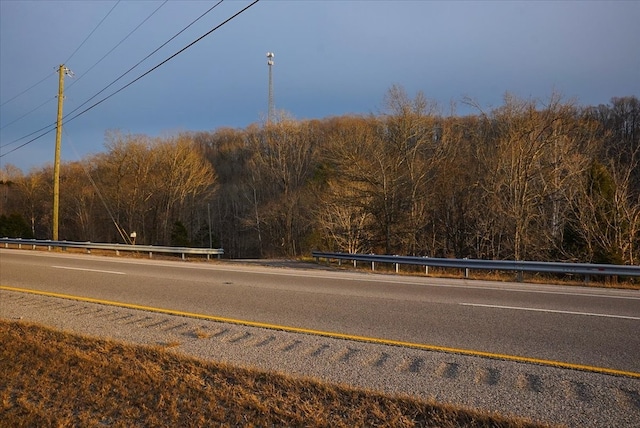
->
[2,288,639,427]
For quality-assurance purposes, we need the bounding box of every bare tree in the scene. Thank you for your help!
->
[96,132,157,242]
[245,116,319,256]
[316,177,373,254]
[59,161,98,240]
[93,132,216,245]
[5,91,637,262]
[12,168,50,238]
[475,93,590,260]
[153,134,217,244]
[379,85,445,255]
[323,87,445,255]
[571,153,640,264]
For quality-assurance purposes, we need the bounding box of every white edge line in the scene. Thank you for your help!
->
[460,303,640,320]
[52,266,126,275]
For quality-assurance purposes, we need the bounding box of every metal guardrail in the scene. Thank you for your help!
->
[1,238,224,260]
[312,251,640,279]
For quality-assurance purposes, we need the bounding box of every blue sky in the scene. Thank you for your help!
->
[1,0,639,172]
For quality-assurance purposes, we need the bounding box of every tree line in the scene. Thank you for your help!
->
[1,88,638,264]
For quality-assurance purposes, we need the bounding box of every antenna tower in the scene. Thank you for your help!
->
[266,52,275,124]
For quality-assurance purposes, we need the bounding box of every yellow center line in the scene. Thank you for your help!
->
[3,285,639,379]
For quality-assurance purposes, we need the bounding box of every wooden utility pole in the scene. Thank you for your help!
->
[52,64,67,241]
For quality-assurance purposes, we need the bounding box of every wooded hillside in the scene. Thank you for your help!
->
[1,88,638,264]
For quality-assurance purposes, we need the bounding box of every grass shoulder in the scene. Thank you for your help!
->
[0,320,550,427]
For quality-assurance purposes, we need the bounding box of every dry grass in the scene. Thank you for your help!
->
[0,320,550,428]
[193,327,214,339]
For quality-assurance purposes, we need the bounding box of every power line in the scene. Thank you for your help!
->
[67,0,167,91]
[64,0,121,65]
[0,95,56,131]
[64,0,255,126]
[0,1,118,128]
[0,0,260,159]
[0,125,56,158]
[65,0,222,119]
[2,121,57,149]
[1,0,150,132]
[0,71,55,108]
[0,119,56,151]
[0,0,222,151]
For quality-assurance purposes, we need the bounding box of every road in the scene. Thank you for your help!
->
[1,248,639,374]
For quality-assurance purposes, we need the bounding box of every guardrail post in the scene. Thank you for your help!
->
[182,253,185,260]
[149,252,153,259]
[353,259,356,268]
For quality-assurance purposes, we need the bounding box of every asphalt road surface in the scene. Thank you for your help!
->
[1,248,638,374]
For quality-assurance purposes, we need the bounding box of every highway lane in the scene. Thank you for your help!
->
[1,248,639,374]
